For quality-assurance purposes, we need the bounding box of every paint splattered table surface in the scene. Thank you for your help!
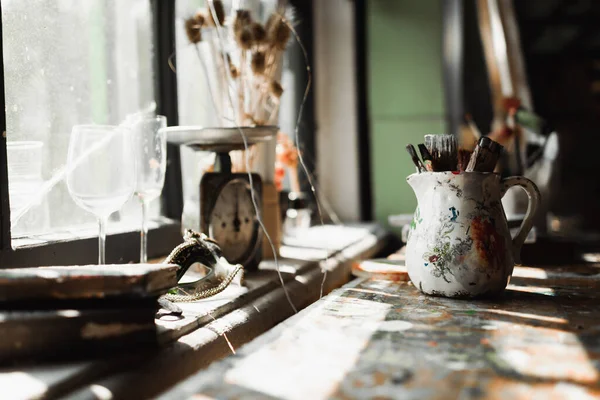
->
[161,263,600,399]
[0,224,394,399]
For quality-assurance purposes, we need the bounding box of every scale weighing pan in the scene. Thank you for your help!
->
[163,126,278,152]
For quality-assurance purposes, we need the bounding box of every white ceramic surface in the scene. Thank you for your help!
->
[405,172,540,298]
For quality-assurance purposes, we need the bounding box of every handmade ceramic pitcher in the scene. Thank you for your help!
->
[406,172,540,298]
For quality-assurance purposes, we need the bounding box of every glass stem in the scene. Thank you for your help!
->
[98,216,107,265]
[140,199,148,263]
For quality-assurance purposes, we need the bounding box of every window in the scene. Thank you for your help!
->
[0,0,180,264]
[0,0,312,266]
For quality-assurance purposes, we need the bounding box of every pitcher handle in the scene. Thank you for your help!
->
[500,176,541,264]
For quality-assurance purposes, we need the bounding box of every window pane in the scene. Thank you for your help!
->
[2,0,159,243]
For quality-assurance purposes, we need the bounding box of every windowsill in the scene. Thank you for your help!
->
[0,223,393,399]
[154,225,390,344]
[11,217,177,249]
[0,218,182,268]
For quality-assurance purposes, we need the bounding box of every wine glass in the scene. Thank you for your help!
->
[130,115,167,263]
[66,125,136,264]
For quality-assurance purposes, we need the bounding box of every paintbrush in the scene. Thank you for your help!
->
[405,144,425,173]
[457,149,472,172]
[465,137,493,172]
[417,144,433,171]
[424,134,457,171]
[486,137,504,171]
[466,137,503,172]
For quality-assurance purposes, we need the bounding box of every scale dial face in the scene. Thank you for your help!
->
[208,179,258,263]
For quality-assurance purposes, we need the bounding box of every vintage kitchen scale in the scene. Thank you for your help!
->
[165,126,278,271]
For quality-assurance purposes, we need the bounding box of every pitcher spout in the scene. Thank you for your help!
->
[406,173,431,202]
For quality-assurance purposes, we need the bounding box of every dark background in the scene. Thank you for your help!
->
[463,0,600,231]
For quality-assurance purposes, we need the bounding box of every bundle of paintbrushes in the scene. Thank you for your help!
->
[183,1,294,128]
[406,134,503,173]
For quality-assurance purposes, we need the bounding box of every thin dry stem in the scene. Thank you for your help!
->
[267,101,280,125]
[238,51,247,125]
[207,0,225,26]
[273,10,330,298]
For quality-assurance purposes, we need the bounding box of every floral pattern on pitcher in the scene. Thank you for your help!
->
[422,216,473,284]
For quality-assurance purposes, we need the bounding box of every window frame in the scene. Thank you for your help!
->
[287,0,317,194]
[153,0,184,221]
[354,0,373,221]
[0,0,184,267]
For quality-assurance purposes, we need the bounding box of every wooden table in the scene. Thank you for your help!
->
[159,263,600,399]
[0,224,393,399]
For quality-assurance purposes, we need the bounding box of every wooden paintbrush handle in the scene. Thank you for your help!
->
[466,137,502,172]
[466,146,492,172]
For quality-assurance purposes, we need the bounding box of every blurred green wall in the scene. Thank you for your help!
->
[368,0,447,234]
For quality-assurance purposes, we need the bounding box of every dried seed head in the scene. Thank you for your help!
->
[251,51,266,75]
[208,0,225,26]
[194,12,206,27]
[266,13,290,50]
[230,65,240,78]
[236,26,254,50]
[269,80,284,98]
[250,22,266,46]
[185,16,202,44]
[234,9,252,33]
[227,55,240,78]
